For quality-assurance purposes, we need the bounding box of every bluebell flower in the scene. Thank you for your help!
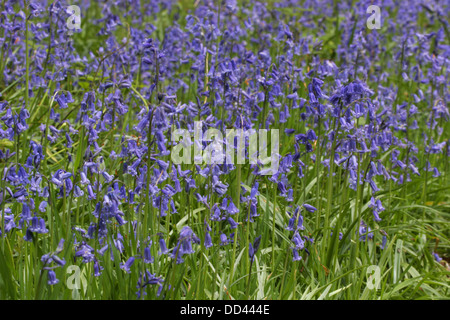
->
[136,270,164,299]
[358,221,374,241]
[144,245,154,264]
[292,232,305,250]
[51,255,66,267]
[210,204,222,221]
[286,206,304,231]
[75,243,95,263]
[175,226,198,258]
[303,203,317,213]
[204,232,213,248]
[94,260,103,277]
[227,217,238,229]
[292,248,302,261]
[432,252,442,263]
[249,235,261,263]
[368,179,379,193]
[87,185,96,200]
[98,244,109,256]
[212,175,228,195]
[23,228,33,242]
[47,270,59,285]
[102,171,114,183]
[158,236,169,255]
[220,233,229,246]
[38,201,47,212]
[120,257,135,273]
[29,216,40,233]
[1,213,16,235]
[80,172,90,185]
[380,236,387,250]
[285,128,295,135]
[306,129,317,141]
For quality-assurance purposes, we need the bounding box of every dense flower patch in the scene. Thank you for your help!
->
[0,0,448,300]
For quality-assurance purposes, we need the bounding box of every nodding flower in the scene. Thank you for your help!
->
[94,259,103,277]
[212,175,228,196]
[227,199,239,215]
[227,217,238,229]
[286,206,304,231]
[249,235,262,263]
[80,172,90,185]
[220,233,229,246]
[120,257,135,273]
[204,232,213,248]
[380,236,387,250]
[40,238,66,285]
[47,270,59,285]
[143,245,154,264]
[302,203,317,213]
[38,201,47,212]
[368,179,379,193]
[292,248,302,261]
[175,226,199,258]
[306,129,317,141]
[102,171,114,183]
[432,252,442,263]
[51,255,66,267]
[358,220,374,242]
[210,204,222,221]
[292,232,305,250]
[87,184,96,200]
[158,235,169,255]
